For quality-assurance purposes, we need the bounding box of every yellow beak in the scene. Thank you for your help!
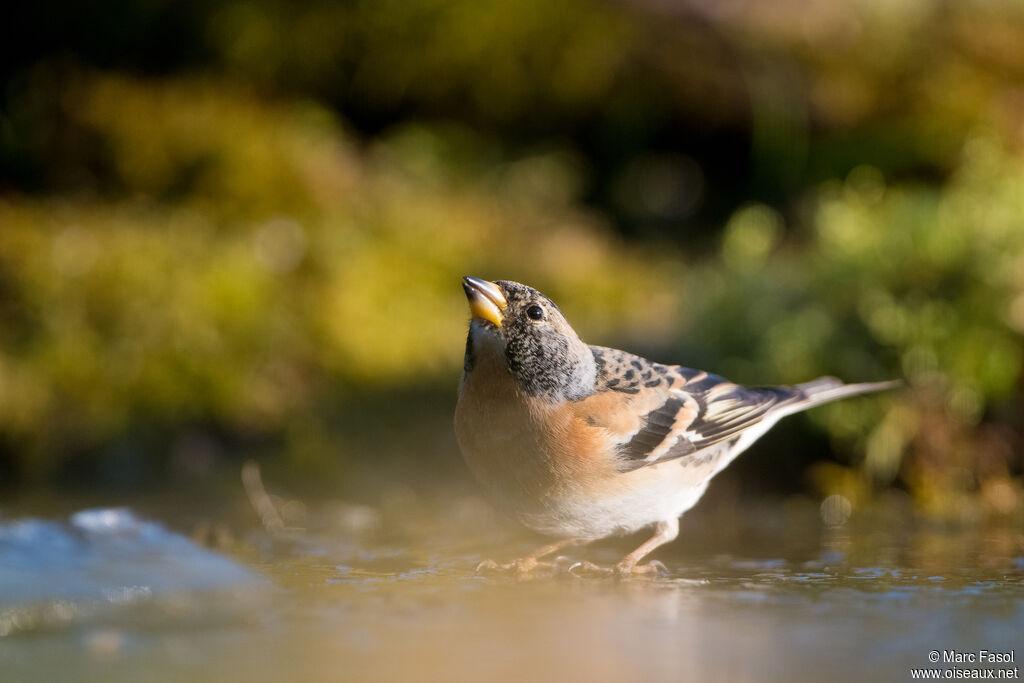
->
[462,276,507,328]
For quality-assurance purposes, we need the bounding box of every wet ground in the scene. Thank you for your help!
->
[1,486,1021,683]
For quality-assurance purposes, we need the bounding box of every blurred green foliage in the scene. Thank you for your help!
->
[0,73,677,486]
[1,0,1022,519]
[685,139,1024,520]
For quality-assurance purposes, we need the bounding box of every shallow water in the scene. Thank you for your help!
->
[1,494,1021,683]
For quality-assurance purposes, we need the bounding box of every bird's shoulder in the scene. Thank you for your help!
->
[589,345,677,394]
[588,345,716,395]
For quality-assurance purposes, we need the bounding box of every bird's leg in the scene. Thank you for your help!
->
[615,518,678,575]
[567,518,678,577]
[477,537,586,574]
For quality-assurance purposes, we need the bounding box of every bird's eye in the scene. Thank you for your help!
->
[526,305,544,321]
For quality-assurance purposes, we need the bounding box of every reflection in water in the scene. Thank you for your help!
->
[0,499,1021,682]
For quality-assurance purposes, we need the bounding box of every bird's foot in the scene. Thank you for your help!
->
[567,560,613,576]
[567,559,669,577]
[476,557,551,575]
[621,559,669,576]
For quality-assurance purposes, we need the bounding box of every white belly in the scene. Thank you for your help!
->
[517,459,716,540]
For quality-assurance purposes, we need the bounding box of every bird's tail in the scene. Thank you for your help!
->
[778,377,901,417]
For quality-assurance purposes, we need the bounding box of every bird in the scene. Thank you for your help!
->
[454,276,898,576]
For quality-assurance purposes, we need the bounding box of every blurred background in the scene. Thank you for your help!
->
[1,0,1023,524]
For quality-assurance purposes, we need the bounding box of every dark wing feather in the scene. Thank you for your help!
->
[619,397,687,461]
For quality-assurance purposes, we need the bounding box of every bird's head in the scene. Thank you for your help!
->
[461,276,597,402]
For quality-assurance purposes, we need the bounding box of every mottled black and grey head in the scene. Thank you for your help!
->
[461,277,597,402]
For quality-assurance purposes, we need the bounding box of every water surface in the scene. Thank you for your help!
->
[1,494,1020,682]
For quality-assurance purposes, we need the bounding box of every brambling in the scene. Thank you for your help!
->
[454,277,898,575]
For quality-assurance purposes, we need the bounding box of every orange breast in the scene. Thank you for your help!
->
[454,353,618,515]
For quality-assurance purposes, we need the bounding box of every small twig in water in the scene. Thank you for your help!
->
[242,460,286,533]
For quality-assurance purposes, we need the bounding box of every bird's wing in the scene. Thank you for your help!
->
[585,347,896,472]
[586,347,802,471]
[624,371,800,470]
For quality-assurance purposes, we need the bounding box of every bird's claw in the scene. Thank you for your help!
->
[551,555,577,571]
[475,559,501,573]
[567,560,613,576]
[475,557,544,575]
[567,559,670,577]
[622,559,669,576]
